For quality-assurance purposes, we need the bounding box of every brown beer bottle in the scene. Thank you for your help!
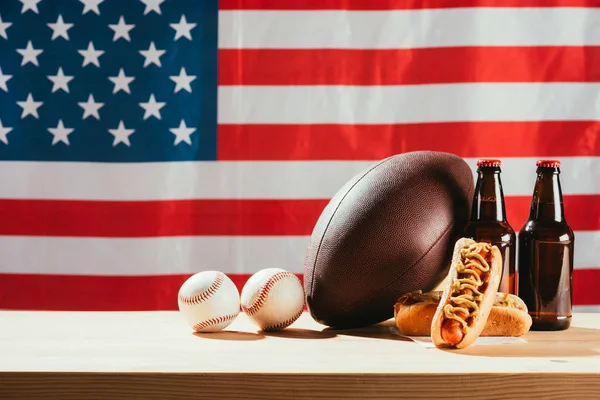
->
[462,159,516,294]
[518,160,574,331]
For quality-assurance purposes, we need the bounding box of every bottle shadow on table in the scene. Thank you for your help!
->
[435,327,600,358]
[322,322,600,356]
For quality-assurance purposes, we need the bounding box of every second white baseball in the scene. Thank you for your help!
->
[178,271,240,333]
[241,268,305,331]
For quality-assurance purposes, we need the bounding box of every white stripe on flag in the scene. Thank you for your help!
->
[573,306,600,313]
[218,8,600,49]
[0,231,597,275]
[218,83,600,124]
[0,157,597,200]
[0,236,309,275]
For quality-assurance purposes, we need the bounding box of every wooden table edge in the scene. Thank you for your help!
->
[2,370,600,400]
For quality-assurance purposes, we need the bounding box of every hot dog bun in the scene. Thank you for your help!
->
[394,290,532,337]
[430,238,503,349]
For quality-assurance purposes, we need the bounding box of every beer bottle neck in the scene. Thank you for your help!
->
[529,168,565,222]
[471,169,507,222]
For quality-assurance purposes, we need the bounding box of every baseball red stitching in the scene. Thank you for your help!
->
[178,272,224,305]
[242,271,299,316]
[262,307,304,332]
[193,312,239,331]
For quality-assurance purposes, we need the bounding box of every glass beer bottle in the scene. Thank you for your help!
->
[518,160,574,331]
[462,159,516,294]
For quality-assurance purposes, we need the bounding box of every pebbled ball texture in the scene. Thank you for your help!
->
[303,151,475,329]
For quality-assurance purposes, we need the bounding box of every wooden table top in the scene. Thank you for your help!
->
[1,311,600,399]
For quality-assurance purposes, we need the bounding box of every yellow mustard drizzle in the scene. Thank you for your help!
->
[494,293,518,308]
[443,242,492,334]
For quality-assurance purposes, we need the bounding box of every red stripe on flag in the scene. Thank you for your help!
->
[0,199,327,237]
[219,47,600,86]
[506,195,600,232]
[218,122,600,161]
[0,273,302,311]
[0,270,597,310]
[219,0,599,10]
[572,269,600,306]
[0,195,596,237]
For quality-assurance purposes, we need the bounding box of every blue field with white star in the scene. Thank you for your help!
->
[0,0,218,162]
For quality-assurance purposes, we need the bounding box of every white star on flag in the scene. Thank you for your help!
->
[109,16,135,42]
[47,67,74,93]
[139,42,165,67]
[80,0,104,15]
[169,120,196,145]
[78,94,104,120]
[108,120,135,147]
[78,41,104,67]
[16,41,43,66]
[20,0,42,14]
[139,94,166,120]
[0,67,12,92]
[0,15,12,39]
[17,93,43,119]
[170,67,196,93]
[47,15,73,40]
[170,15,196,41]
[48,119,74,145]
[108,68,135,94]
[0,119,13,144]
[140,0,166,15]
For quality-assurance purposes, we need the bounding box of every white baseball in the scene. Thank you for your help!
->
[178,271,240,333]
[241,268,305,331]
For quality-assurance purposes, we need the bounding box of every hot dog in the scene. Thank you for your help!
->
[394,289,532,337]
[430,238,503,349]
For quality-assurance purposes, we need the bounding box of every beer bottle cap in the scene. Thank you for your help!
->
[536,160,561,168]
[476,159,502,167]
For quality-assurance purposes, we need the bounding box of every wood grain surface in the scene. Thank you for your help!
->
[1,311,600,399]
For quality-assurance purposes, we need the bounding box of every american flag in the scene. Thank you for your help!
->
[0,0,598,312]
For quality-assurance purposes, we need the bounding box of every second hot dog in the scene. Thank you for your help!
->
[394,289,532,337]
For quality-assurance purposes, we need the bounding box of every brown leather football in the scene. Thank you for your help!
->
[303,151,475,329]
